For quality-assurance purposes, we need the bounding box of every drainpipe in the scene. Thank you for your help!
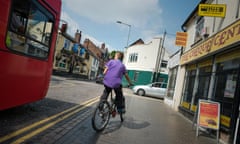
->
[153,38,162,82]
[157,30,166,81]
[180,26,186,56]
[236,0,240,18]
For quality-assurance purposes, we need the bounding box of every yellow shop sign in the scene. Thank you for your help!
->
[198,4,226,17]
[181,19,240,65]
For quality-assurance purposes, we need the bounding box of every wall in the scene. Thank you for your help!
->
[125,37,160,72]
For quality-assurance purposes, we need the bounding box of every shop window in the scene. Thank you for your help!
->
[182,69,196,109]
[213,57,240,134]
[6,0,54,59]
[193,66,212,106]
[214,58,240,100]
[85,52,89,60]
[167,67,178,98]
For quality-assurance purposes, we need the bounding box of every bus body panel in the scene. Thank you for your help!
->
[0,0,61,110]
[0,52,48,110]
[0,0,10,50]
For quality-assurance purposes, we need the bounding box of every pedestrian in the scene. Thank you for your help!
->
[100,51,132,113]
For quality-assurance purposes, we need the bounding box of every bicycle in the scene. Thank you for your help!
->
[91,90,125,132]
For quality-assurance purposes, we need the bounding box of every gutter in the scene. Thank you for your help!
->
[181,0,207,32]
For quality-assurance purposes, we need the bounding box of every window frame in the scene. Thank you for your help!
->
[6,0,55,60]
[194,16,204,43]
[181,68,197,110]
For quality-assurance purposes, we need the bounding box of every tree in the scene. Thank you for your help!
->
[110,51,116,59]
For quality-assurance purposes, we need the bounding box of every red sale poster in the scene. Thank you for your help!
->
[198,100,220,130]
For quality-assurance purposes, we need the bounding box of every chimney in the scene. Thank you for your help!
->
[75,30,82,44]
[101,43,105,49]
[83,38,90,49]
[61,23,67,33]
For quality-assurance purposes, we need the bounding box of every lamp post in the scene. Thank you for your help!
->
[116,21,131,48]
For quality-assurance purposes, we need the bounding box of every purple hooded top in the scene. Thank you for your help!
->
[103,59,126,88]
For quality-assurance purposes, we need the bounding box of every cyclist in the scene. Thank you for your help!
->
[100,51,132,113]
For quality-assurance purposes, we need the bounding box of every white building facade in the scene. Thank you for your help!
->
[175,0,240,143]
[123,37,170,86]
[164,50,181,110]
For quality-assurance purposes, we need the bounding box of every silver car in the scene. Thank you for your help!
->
[132,82,167,99]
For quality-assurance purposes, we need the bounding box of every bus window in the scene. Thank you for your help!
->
[6,0,54,59]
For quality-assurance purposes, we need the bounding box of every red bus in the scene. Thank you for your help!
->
[0,0,61,110]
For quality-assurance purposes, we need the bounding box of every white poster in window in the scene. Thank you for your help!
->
[224,74,236,98]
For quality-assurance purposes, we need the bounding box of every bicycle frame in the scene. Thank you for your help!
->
[91,90,124,132]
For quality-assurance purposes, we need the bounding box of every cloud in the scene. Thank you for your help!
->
[62,0,162,29]
[61,11,115,51]
[60,11,80,34]
[60,0,181,53]
[164,36,180,54]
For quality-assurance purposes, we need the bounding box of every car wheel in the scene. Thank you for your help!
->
[137,89,145,96]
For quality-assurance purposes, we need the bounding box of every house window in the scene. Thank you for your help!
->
[85,52,89,60]
[93,58,97,66]
[128,53,138,63]
[194,17,204,43]
[167,66,178,98]
[161,60,168,68]
[64,39,71,50]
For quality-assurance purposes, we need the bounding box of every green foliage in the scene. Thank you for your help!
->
[110,51,116,59]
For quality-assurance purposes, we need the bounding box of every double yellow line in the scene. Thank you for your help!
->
[0,97,99,144]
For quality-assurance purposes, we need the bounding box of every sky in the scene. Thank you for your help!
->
[61,0,201,55]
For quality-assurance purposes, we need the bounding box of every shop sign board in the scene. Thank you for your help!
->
[175,32,187,47]
[196,99,220,142]
[180,19,240,65]
[198,4,226,17]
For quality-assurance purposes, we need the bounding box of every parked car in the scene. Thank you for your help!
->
[95,74,104,84]
[132,82,167,99]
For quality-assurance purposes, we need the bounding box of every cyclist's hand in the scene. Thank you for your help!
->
[127,83,134,88]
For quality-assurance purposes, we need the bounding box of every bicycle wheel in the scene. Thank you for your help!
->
[92,101,111,132]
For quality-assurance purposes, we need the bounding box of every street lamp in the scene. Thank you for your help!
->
[116,21,131,48]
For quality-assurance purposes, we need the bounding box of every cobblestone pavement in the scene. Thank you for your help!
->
[0,76,218,144]
[34,89,217,144]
